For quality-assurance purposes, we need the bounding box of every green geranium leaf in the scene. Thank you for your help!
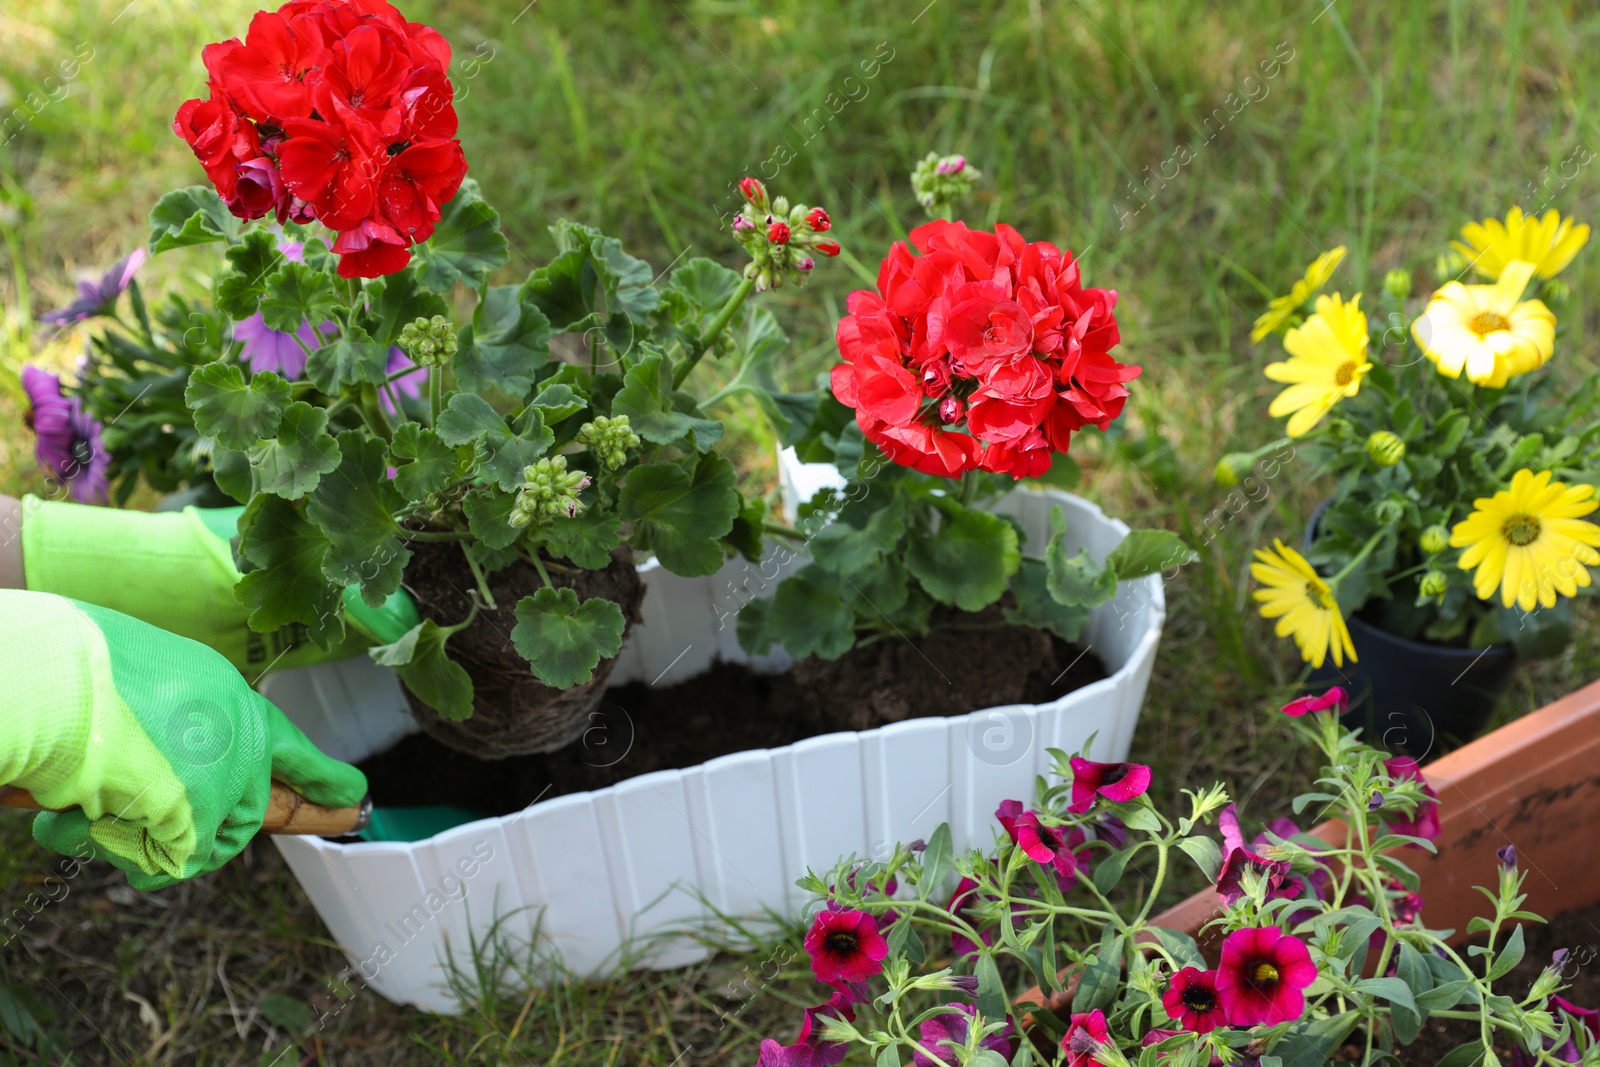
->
[619,451,739,576]
[906,501,1020,611]
[592,233,660,323]
[306,430,411,607]
[1004,558,1090,642]
[185,363,291,450]
[724,495,766,563]
[613,355,694,445]
[412,178,509,293]
[462,487,522,550]
[434,393,553,489]
[538,509,623,569]
[510,587,626,689]
[389,423,459,502]
[364,267,450,346]
[304,323,389,394]
[1045,507,1118,609]
[454,285,552,396]
[1107,528,1196,580]
[260,261,339,334]
[669,257,742,316]
[246,401,341,500]
[531,380,588,424]
[747,565,856,660]
[435,392,508,446]
[521,247,597,332]
[810,499,905,575]
[370,620,475,721]
[215,230,283,319]
[234,494,344,647]
[148,186,240,252]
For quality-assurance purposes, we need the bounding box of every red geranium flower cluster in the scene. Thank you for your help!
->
[174,0,467,278]
[831,220,1140,479]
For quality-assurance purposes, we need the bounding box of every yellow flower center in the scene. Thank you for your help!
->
[1334,361,1358,386]
[1252,962,1280,985]
[1502,514,1542,547]
[1308,579,1337,611]
[1469,310,1511,338]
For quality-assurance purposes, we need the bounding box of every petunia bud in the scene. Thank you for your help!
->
[1420,525,1450,555]
[739,176,768,208]
[1366,431,1406,466]
[1383,269,1412,301]
[815,240,841,257]
[767,221,791,245]
[1368,790,1385,811]
[1213,452,1255,488]
[806,207,831,232]
[1497,844,1517,870]
[1530,960,1565,1001]
[1418,570,1449,601]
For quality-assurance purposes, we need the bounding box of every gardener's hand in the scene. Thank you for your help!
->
[3,494,418,676]
[0,589,367,889]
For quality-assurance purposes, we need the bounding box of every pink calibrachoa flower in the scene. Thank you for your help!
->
[913,1003,1015,1067]
[995,799,1023,837]
[1215,926,1317,1026]
[1061,1009,1114,1067]
[1012,810,1090,889]
[1215,804,1291,905]
[803,908,888,985]
[1280,686,1348,717]
[1381,756,1441,842]
[1069,757,1153,813]
[1163,967,1225,1034]
[758,991,855,1067]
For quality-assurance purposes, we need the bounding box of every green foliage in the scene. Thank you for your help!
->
[510,587,627,688]
[370,620,475,721]
[184,363,291,449]
[147,186,240,251]
[619,452,740,576]
[411,179,510,292]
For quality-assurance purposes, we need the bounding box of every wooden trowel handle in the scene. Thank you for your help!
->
[0,782,371,837]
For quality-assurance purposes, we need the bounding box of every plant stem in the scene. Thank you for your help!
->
[460,541,498,611]
[530,552,555,590]
[1329,529,1386,586]
[405,529,474,542]
[959,469,981,507]
[673,275,755,388]
[429,370,443,426]
[761,521,807,543]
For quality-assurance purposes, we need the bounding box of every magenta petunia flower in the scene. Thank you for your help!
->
[1253,816,1328,902]
[1215,804,1291,905]
[1163,967,1224,1034]
[59,399,109,503]
[913,1003,1014,1067]
[995,798,1024,837]
[380,346,427,416]
[234,313,337,378]
[1061,1009,1114,1067]
[1012,810,1091,890]
[1215,926,1317,1026]
[803,908,888,986]
[1280,686,1348,717]
[22,365,75,474]
[757,992,854,1067]
[38,248,148,330]
[1381,757,1441,842]
[1069,757,1152,813]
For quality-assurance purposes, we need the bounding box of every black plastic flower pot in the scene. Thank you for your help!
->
[1303,501,1518,759]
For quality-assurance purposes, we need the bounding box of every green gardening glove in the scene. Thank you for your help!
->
[0,589,367,889]
[19,496,418,676]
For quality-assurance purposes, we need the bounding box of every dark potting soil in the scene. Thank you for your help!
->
[1334,901,1600,1064]
[356,607,1107,815]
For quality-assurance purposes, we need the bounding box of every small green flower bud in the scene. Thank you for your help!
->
[576,414,642,470]
[1420,525,1450,555]
[1374,498,1405,524]
[1419,569,1449,601]
[399,314,457,367]
[1528,965,1565,1003]
[1542,278,1570,307]
[1366,431,1406,467]
[512,454,592,527]
[1434,249,1467,283]
[1383,269,1412,301]
[911,151,981,217]
[1213,452,1255,488]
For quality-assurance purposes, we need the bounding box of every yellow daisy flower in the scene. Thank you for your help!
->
[1251,539,1357,669]
[1250,246,1348,344]
[1450,469,1600,612]
[1452,207,1590,281]
[1409,260,1555,388]
[1264,293,1371,438]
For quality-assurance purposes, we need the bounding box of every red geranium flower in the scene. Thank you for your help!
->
[1215,926,1318,1026]
[1061,1009,1114,1067]
[803,908,888,985]
[1068,757,1153,814]
[1280,686,1348,717]
[1381,757,1441,842]
[1162,967,1224,1034]
[831,220,1138,479]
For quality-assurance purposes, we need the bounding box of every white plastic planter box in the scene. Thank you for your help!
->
[264,478,1165,1014]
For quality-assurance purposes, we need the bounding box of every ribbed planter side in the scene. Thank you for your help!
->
[266,486,1165,1014]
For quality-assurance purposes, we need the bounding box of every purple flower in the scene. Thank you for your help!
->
[234,313,337,378]
[1512,995,1599,1066]
[1498,844,1518,870]
[1069,757,1153,813]
[913,1003,1014,1067]
[22,366,74,474]
[757,992,854,1067]
[380,347,427,415]
[38,249,148,330]
[1382,757,1441,843]
[1215,804,1291,905]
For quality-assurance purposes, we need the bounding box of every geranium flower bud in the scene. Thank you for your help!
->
[939,395,964,424]
[815,240,841,257]
[1420,525,1450,554]
[739,176,768,208]
[577,415,642,470]
[768,221,792,245]
[806,207,831,232]
[399,314,457,367]
[1418,570,1448,601]
[1383,269,1412,301]
[936,155,967,175]
[732,214,754,233]
[1366,431,1406,466]
[797,256,815,271]
[912,151,982,216]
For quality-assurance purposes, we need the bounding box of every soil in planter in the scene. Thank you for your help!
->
[357,607,1107,815]
[1333,901,1600,1064]
[401,537,646,758]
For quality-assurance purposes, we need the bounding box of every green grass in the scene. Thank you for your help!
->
[3,0,1600,1061]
